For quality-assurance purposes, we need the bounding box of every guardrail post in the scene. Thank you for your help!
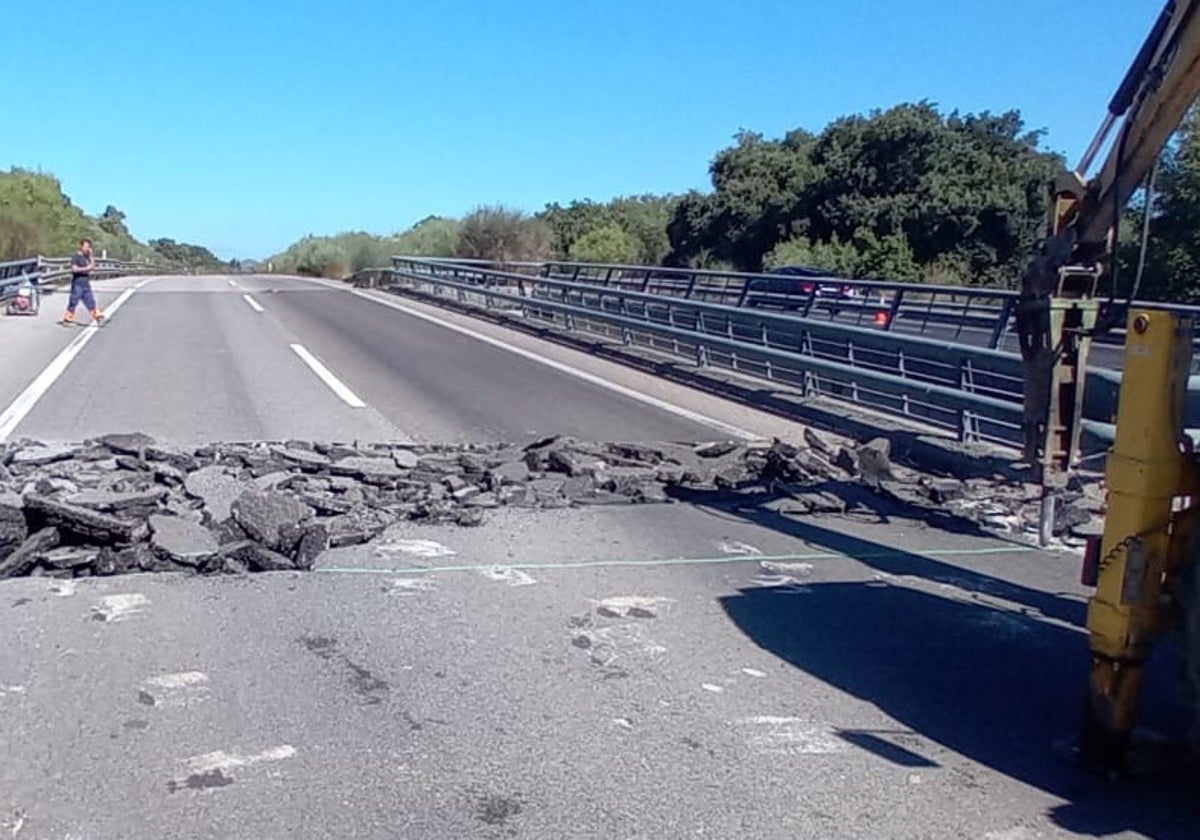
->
[989,297,1016,350]
[885,289,904,332]
[684,273,698,300]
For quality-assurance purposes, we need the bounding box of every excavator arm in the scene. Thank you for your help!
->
[1016,0,1200,772]
[1019,0,1200,481]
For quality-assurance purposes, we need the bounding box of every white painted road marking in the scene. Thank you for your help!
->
[289,343,367,408]
[349,287,760,441]
[242,294,264,313]
[185,744,297,774]
[0,284,140,442]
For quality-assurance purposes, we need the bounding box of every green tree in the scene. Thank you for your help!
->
[667,103,1060,284]
[567,223,641,264]
[456,205,552,263]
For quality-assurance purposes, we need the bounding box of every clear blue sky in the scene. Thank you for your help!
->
[2,0,1166,260]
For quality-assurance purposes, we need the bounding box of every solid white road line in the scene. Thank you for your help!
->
[0,285,140,443]
[242,294,264,313]
[289,343,367,408]
[347,287,760,441]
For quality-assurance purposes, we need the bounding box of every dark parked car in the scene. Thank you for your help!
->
[745,265,864,312]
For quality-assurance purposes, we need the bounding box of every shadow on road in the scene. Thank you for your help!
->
[695,491,1199,839]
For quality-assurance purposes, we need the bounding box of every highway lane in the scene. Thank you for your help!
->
[1,274,1196,838]
[0,278,129,424]
[5,274,765,446]
[2,502,1192,839]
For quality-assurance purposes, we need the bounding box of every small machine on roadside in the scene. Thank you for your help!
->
[3,274,40,316]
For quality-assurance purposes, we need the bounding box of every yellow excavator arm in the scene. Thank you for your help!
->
[1016,0,1200,772]
[1019,0,1200,483]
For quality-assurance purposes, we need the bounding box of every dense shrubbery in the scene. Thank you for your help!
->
[0,167,225,271]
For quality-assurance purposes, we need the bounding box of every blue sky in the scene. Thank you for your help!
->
[2,0,1165,260]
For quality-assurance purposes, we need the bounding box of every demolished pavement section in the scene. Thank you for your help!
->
[0,431,1103,580]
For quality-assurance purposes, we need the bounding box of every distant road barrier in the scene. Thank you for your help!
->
[0,255,163,305]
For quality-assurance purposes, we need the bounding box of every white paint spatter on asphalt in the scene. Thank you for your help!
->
[389,577,437,594]
[751,574,813,595]
[51,580,77,597]
[983,829,1041,840]
[143,671,212,707]
[480,565,537,587]
[760,560,814,576]
[374,539,455,559]
[593,595,673,618]
[241,294,264,313]
[702,683,725,694]
[719,540,762,556]
[733,717,846,756]
[0,685,27,698]
[289,343,367,409]
[91,593,149,623]
[741,668,767,678]
[184,744,297,775]
[146,672,209,691]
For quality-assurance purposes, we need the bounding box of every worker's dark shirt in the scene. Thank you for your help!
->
[71,251,91,277]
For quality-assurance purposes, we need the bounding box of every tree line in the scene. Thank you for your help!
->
[270,100,1200,302]
[9,97,1200,300]
[0,168,228,271]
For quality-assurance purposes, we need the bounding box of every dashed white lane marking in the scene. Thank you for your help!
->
[0,684,27,698]
[185,744,297,774]
[227,279,238,287]
[0,283,141,442]
[374,539,455,559]
[242,294,264,313]
[289,343,367,409]
[480,565,537,587]
[347,286,760,441]
[91,593,149,623]
[702,683,725,694]
[742,668,767,678]
[720,541,762,556]
[733,717,846,755]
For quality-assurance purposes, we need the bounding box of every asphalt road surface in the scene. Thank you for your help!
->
[1,274,1196,839]
[1,275,793,446]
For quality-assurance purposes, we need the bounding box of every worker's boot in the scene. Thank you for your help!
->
[60,310,75,326]
[90,308,105,324]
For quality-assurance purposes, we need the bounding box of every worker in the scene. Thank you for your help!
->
[62,237,105,325]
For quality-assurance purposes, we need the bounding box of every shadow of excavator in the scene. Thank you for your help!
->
[691,488,1200,839]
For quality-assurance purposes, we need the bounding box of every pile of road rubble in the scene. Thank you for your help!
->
[0,430,1102,579]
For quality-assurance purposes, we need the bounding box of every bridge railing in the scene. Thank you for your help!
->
[407,257,1200,366]
[375,256,1200,452]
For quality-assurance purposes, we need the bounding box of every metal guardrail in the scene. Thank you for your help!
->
[420,257,1200,371]
[0,255,162,303]
[374,257,1199,451]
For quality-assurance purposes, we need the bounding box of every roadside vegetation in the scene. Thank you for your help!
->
[262,101,1200,301]
[0,168,228,271]
[9,96,1200,301]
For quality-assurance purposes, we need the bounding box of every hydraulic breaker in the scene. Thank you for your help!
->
[1081,309,1200,770]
